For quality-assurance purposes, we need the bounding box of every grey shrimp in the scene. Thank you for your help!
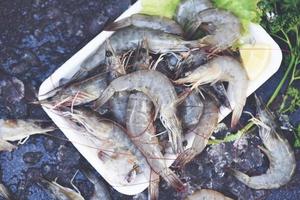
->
[175,56,249,128]
[230,95,296,189]
[93,70,184,153]
[126,93,185,198]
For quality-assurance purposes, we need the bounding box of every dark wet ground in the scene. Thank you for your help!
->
[0,0,299,199]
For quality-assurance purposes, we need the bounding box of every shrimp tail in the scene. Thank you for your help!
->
[228,168,250,185]
[93,86,115,110]
[105,19,131,31]
[148,170,160,200]
[160,169,185,192]
[173,148,196,169]
[0,139,17,152]
[231,103,244,128]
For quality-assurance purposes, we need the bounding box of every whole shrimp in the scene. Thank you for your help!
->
[175,0,213,33]
[79,27,204,76]
[126,93,185,198]
[39,72,107,108]
[105,14,183,36]
[63,108,151,185]
[175,56,249,128]
[0,119,56,151]
[187,8,241,51]
[229,95,296,189]
[93,69,184,153]
[175,98,219,168]
[185,189,233,200]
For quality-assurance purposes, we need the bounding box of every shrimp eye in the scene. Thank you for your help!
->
[105,50,113,57]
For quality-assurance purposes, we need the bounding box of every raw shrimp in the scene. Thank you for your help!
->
[81,169,112,200]
[126,93,185,196]
[0,119,56,151]
[179,90,204,130]
[186,8,242,51]
[44,180,85,200]
[80,27,203,75]
[185,189,233,200]
[175,56,248,128]
[0,183,12,200]
[230,95,296,189]
[105,14,183,36]
[175,0,213,33]
[39,72,107,107]
[175,98,218,168]
[93,70,184,153]
[63,108,151,185]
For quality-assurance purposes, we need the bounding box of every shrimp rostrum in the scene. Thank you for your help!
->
[230,95,296,189]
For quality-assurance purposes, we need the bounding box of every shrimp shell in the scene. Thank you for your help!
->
[106,14,183,36]
[93,70,184,153]
[185,189,233,200]
[126,92,185,193]
[175,56,249,128]
[230,96,296,189]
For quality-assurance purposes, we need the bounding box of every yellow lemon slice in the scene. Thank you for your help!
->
[240,44,271,80]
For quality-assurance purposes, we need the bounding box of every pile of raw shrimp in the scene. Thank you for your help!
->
[34,0,295,199]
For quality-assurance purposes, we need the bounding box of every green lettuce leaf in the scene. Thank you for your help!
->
[141,0,180,18]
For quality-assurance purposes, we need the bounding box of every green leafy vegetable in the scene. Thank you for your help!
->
[294,124,300,148]
[280,87,300,113]
[140,0,180,18]
[212,0,261,33]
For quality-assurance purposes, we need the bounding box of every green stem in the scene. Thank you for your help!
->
[289,57,299,85]
[267,55,296,106]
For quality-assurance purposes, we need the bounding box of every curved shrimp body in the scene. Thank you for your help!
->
[126,92,185,193]
[106,14,184,36]
[41,73,107,107]
[175,0,213,32]
[185,189,233,200]
[65,108,151,185]
[230,96,296,189]
[179,90,204,129]
[94,70,183,153]
[175,56,248,128]
[189,8,241,50]
[81,27,202,73]
[175,98,218,168]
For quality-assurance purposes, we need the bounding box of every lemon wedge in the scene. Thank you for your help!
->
[240,44,271,80]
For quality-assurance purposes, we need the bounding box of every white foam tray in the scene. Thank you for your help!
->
[39,0,282,195]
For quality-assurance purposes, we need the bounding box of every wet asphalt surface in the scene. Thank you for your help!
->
[0,0,299,199]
